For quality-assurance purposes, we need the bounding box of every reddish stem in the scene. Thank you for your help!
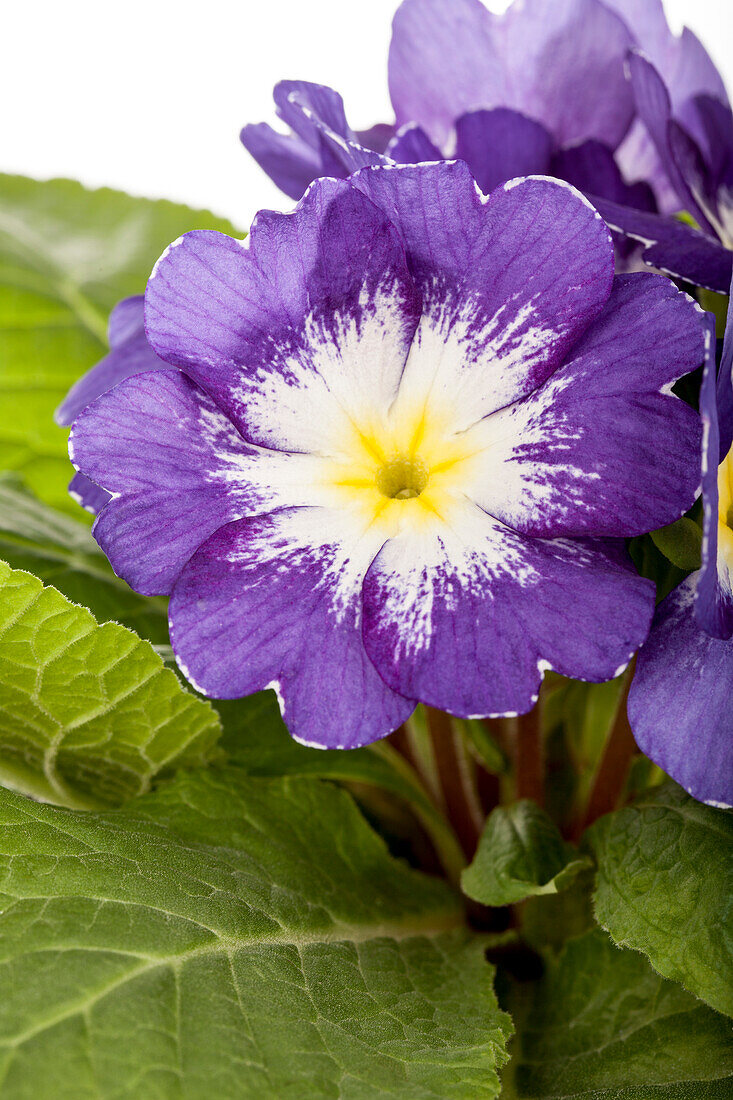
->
[515,704,544,806]
[580,673,637,832]
[425,708,484,858]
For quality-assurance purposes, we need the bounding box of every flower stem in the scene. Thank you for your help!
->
[579,666,637,833]
[514,701,544,806]
[372,737,467,887]
[425,708,484,858]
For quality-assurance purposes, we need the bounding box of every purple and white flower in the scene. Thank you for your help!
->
[55,296,169,514]
[69,162,704,749]
[629,286,733,807]
[241,0,656,230]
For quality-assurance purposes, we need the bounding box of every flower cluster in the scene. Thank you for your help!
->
[60,0,732,805]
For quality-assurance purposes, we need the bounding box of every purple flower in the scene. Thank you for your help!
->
[629,285,733,807]
[69,163,704,749]
[592,49,733,292]
[241,0,656,236]
[604,0,728,214]
[55,296,171,513]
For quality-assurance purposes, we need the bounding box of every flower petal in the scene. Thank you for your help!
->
[68,472,110,515]
[145,178,421,454]
[70,371,331,596]
[389,0,633,150]
[624,51,713,228]
[272,80,353,145]
[240,123,322,202]
[55,296,168,427]
[389,0,502,148]
[592,195,733,292]
[608,0,728,212]
[362,496,653,718]
[454,109,554,195]
[461,274,703,538]
[629,576,733,807]
[696,315,733,640]
[386,124,442,164]
[354,163,614,428]
[169,508,414,748]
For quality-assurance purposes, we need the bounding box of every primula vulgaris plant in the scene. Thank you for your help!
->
[0,0,731,1097]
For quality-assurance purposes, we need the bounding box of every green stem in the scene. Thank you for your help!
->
[425,708,484,859]
[371,738,466,887]
[578,666,637,833]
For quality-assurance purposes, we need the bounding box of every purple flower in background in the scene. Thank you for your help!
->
[70,163,704,749]
[241,0,657,235]
[603,0,728,214]
[592,36,733,292]
[629,288,733,807]
[55,296,170,513]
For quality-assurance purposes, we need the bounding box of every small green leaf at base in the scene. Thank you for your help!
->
[462,801,592,907]
[503,929,733,1098]
[587,782,733,1017]
[0,771,512,1099]
[0,560,220,808]
[650,518,703,572]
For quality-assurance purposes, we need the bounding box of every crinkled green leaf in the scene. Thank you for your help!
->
[0,561,220,809]
[651,517,703,572]
[587,783,733,1017]
[217,690,466,884]
[462,801,591,907]
[0,475,168,643]
[520,869,597,953]
[0,771,511,1099]
[502,929,733,1098]
[0,173,240,513]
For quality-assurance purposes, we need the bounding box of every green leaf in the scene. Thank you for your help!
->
[0,560,220,809]
[0,173,240,513]
[503,928,733,1099]
[461,801,591,907]
[587,782,733,1017]
[0,475,169,642]
[0,771,512,1098]
[520,869,597,953]
[651,517,703,571]
[217,691,467,885]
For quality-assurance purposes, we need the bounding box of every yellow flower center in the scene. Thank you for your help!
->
[317,401,484,539]
[375,455,429,500]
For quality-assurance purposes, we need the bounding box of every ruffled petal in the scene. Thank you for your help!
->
[169,508,414,748]
[70,371,335,596]
[696,315,733,640]
[389,0,634,149]
[629,576,733,807]
[145,178,421,454]
[454,108,554,195]
[68,472,110,515]
[386,124,442,164]
[461,274,703,538]
[608,0,727,211]
[240,123,322,201]
[592,195,733,292]
[362,496,653,717]
[55,296,168,427]
[354,163,614,428]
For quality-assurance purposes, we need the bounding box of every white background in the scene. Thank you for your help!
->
[3,0,733,227]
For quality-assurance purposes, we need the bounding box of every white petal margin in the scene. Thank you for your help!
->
[362,494,654,718]
[168,503,415,750]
